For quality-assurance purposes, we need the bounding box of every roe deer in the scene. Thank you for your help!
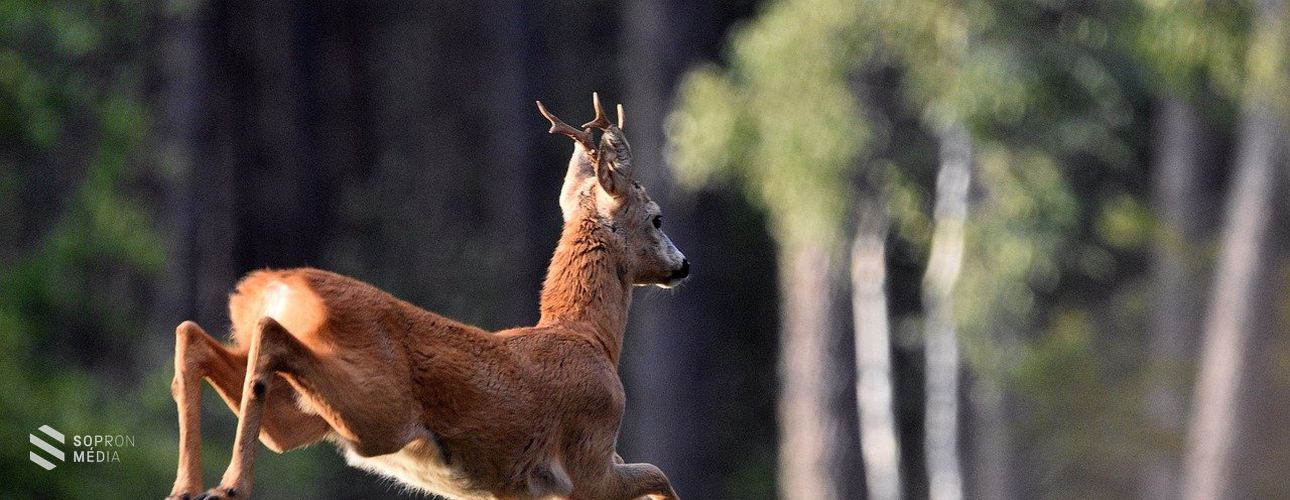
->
[168,93,689,500]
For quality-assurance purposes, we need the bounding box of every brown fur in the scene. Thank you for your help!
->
[168,98,685,500]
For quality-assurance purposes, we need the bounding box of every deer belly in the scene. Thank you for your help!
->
[341,439,489,500]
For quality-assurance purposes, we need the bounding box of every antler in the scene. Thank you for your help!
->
[581,93,626,131]
[536,100,596,153]
[581,93,633,178]
[581,92,614,130]
[539,93,633,183]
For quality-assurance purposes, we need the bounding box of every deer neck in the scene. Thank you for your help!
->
[537,206,632,365]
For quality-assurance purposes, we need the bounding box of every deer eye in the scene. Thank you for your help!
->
[652,216,662,229]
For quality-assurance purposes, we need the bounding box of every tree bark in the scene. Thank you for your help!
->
[779,241,850,500]
[852,198,903,500]
[1141,97,1206,500]
[924,124,971,500]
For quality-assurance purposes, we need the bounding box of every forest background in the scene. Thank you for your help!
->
[3,1,1290,499]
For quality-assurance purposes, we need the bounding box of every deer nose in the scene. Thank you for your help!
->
[671,259,690,280]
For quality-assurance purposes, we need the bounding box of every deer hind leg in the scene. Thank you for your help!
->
[172,321,324,499]
[170,320,326,500]
[200,317,300,499]
[204,317,420,499]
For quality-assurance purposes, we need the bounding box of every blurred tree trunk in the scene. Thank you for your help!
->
[186,0,241,327]
[852,197,902,500]
[1182,0,1285,494]
[1140,98,1206,500]
[967,375,1014,500]
[320,1,542,328]
[184,3,542,495]
[479,0,540,326]
[1228,217,1290,499]
[779,241,850,500]
[925,124,970,500]
[618,0,704,495]
[618,2,764,498]
[152,1,205,329]
[1182,114,1282,500]
[189,0,341,325]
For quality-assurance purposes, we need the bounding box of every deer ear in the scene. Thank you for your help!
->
[559,142,595,221]
[594,126,633,198]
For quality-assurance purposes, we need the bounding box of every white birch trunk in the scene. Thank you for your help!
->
[1181,1,1285,497]
[1180,97,1283,500]
[925,125,971,500]
[852,199,902,500]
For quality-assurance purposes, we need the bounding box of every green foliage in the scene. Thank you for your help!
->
[1009,310,1146,500]
[669,0,872,247]
[864,0,1031,127]
[671,0,1290,495]
[1128,0,1250,97]
[0,0,178,496]
[956,145,1078,372]
[0,2,463,497]
[1096,193,1155,251]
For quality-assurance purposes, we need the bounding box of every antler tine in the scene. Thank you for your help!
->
[536,100,595,151]
[616,103,625,130]
[581,92,613,130]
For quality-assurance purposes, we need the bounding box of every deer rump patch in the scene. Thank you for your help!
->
[228,271,328,350]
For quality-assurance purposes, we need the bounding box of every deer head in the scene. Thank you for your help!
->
[537,93,689,288]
